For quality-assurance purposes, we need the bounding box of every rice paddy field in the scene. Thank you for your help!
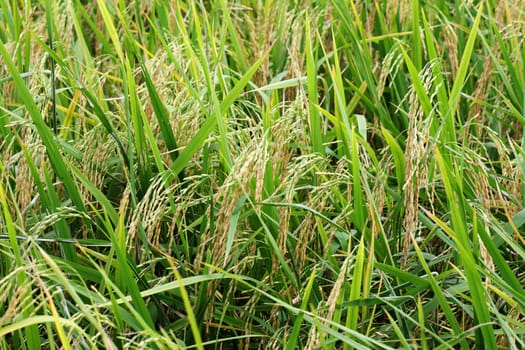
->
[0,0,525,348]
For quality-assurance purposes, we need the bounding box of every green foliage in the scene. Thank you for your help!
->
[0,0,524,348]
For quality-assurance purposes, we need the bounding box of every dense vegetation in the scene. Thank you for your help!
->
[1,0,524,348]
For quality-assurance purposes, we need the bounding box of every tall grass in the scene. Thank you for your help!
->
[1,0,524,348]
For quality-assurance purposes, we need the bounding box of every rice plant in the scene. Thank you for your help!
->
[1,0,524,348]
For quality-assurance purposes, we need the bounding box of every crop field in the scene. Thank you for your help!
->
[0,0,524,348]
